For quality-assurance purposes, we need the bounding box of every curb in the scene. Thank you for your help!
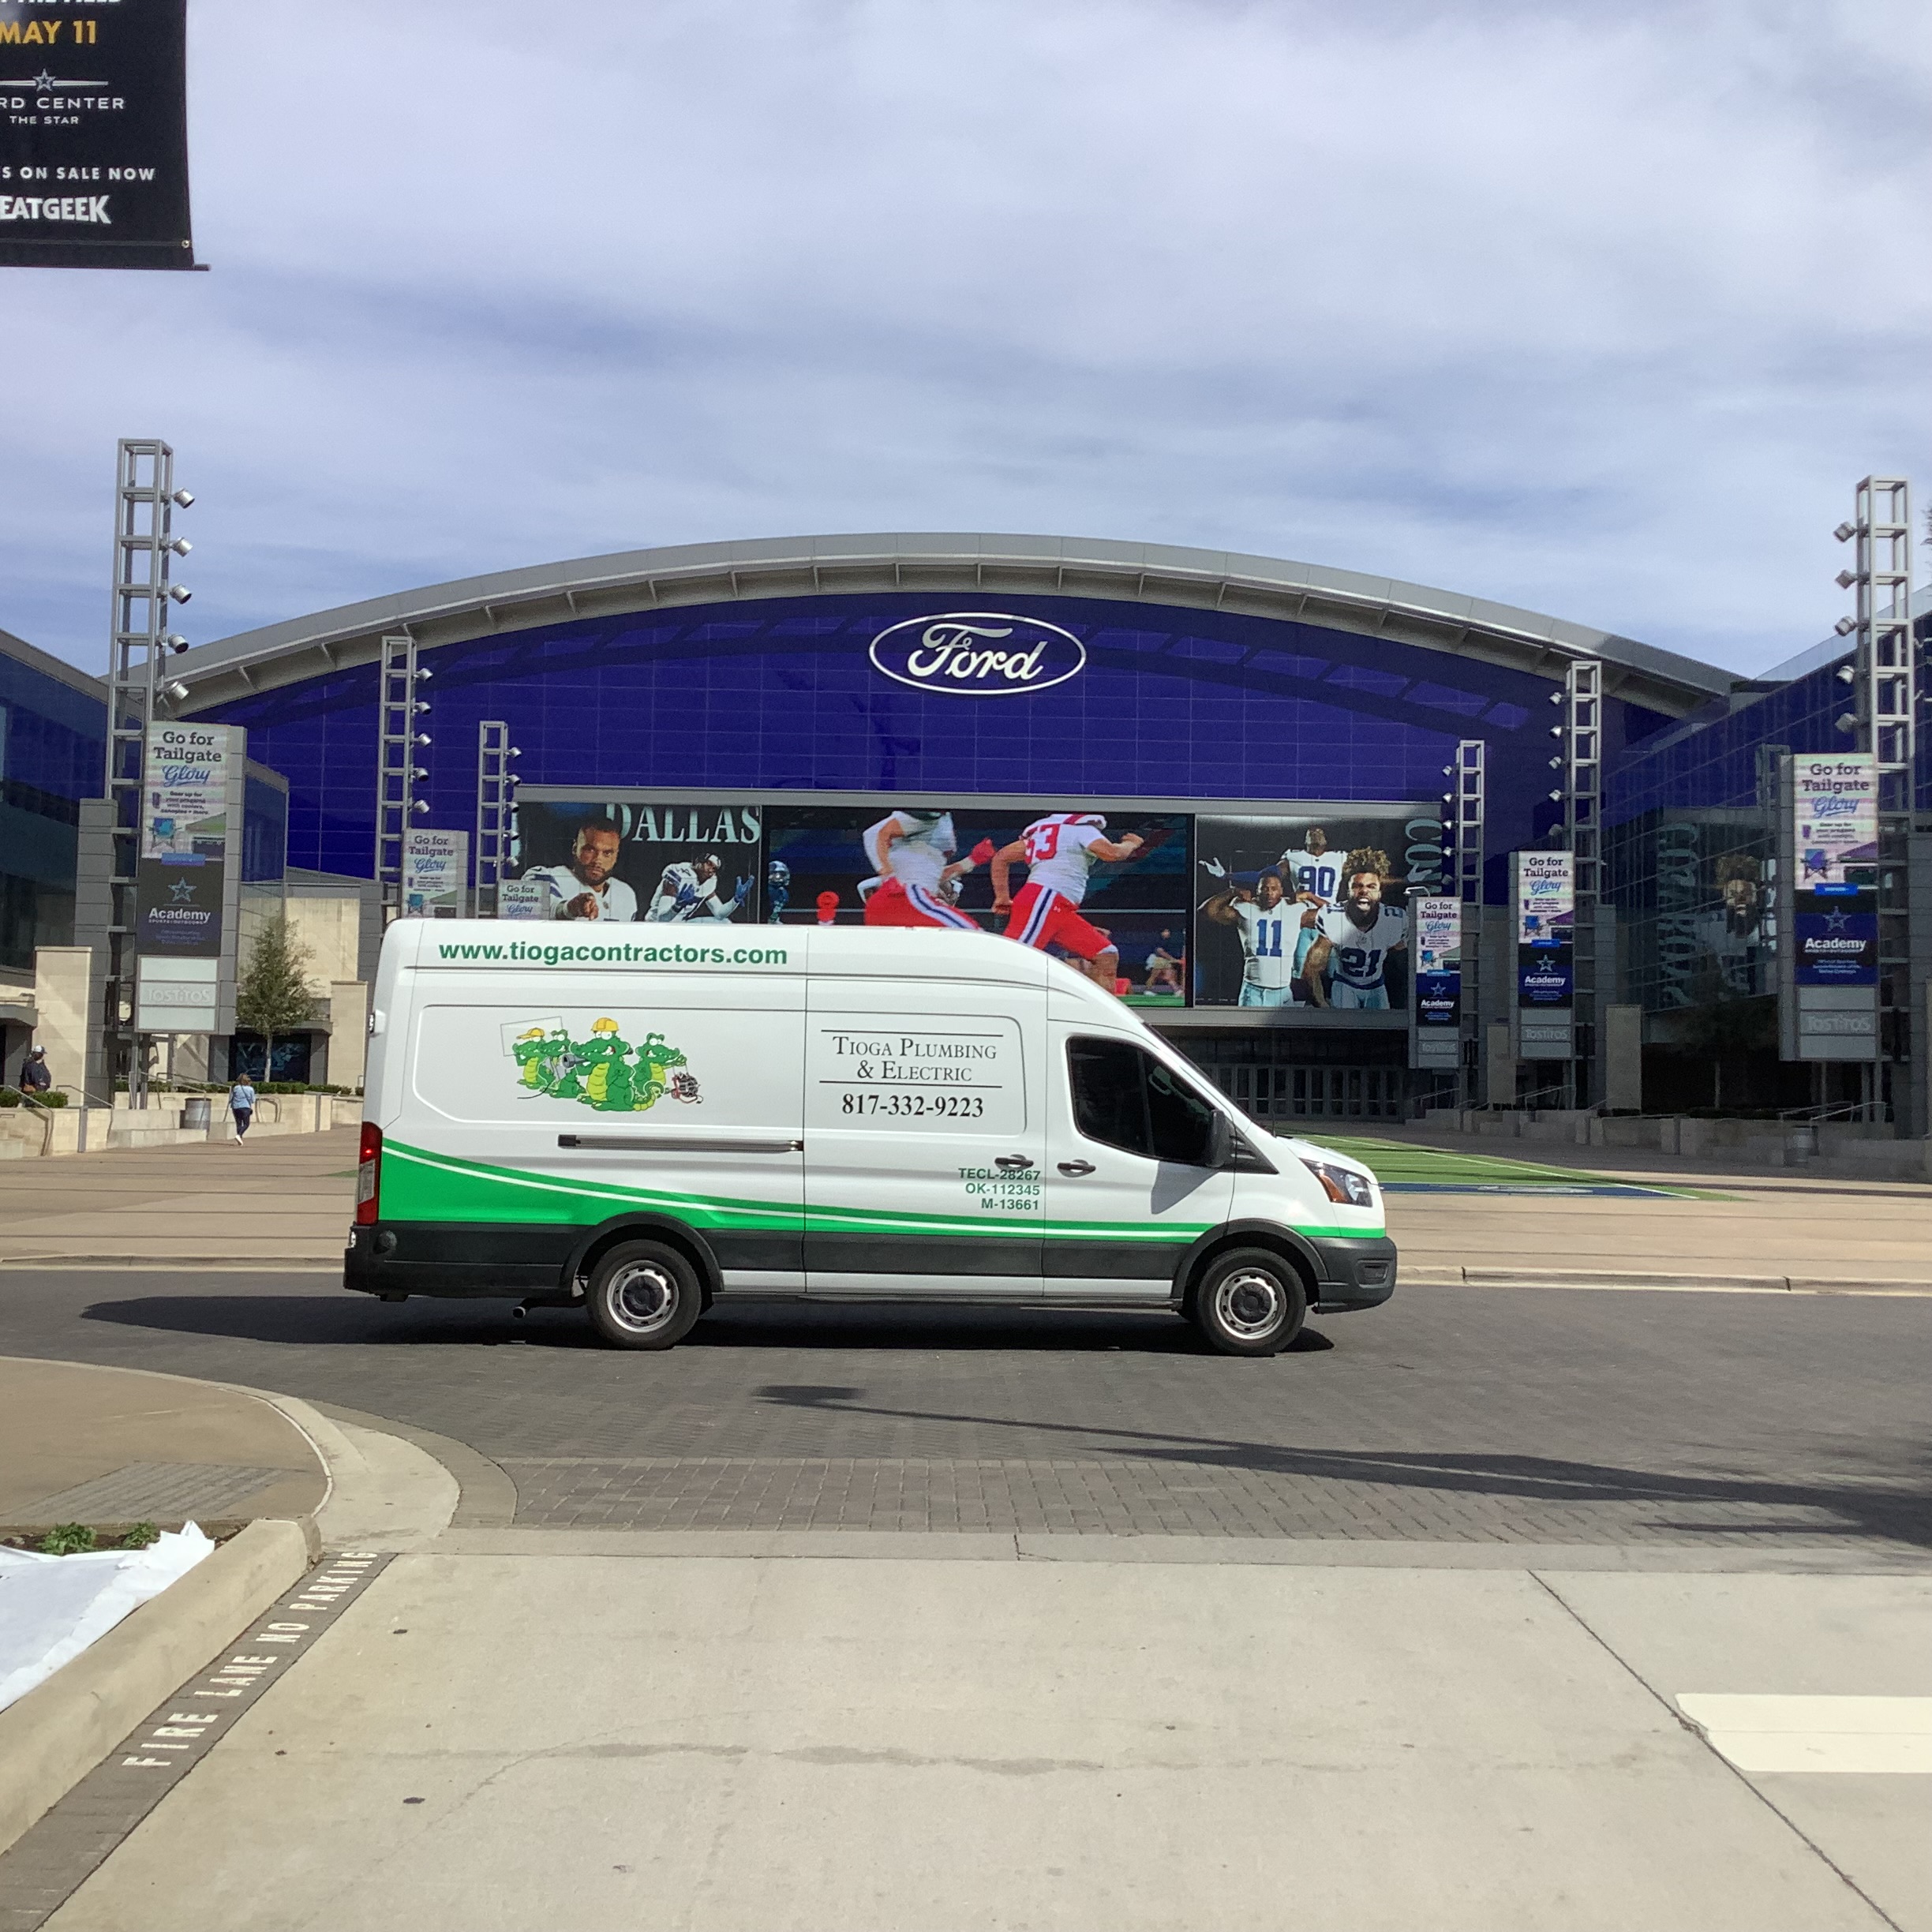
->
[0,1255,343,1270]
[1404,1267,1932,1295]
[0,1518,313,1859]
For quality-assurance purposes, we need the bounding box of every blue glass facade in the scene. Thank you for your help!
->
[200,591,1678,888]
[0,636,106,972]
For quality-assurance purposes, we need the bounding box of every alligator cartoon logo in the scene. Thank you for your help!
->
[506,1018,701,1114]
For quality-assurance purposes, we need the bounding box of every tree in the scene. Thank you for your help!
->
[234,914,316,1082]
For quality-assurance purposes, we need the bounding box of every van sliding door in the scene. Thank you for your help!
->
[803,976,1046,1297]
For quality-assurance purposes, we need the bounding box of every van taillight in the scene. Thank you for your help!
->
[355,1121,382,1225]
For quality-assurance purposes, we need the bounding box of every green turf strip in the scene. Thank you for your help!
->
[1291,1133,1709,1196]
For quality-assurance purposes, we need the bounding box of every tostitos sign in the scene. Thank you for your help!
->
[868,612,1087,698]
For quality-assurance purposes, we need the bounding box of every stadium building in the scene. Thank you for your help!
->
[10,530,1930,1137]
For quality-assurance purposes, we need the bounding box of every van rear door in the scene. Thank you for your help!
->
[803,975,1046,1297]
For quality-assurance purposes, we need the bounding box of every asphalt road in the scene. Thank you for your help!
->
[4,1270,1928,1548]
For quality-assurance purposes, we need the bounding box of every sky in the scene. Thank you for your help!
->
[2,0,1928,677]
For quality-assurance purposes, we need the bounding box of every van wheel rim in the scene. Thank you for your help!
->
[608,1262,678,1334]
[1214,1269,1283,1339]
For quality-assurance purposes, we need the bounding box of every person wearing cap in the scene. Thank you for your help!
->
[18,1046,52,1094]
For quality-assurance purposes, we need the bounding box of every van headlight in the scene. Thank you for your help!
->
[1301,1159,1376,1208]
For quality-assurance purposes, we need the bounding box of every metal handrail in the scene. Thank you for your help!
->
[1775,1101,1891,1126]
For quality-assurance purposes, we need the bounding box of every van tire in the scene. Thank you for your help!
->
[1190,1248,1306,1357]
[585,1241,704,1350]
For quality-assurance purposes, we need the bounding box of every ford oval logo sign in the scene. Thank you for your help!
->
[868,612,1087,698]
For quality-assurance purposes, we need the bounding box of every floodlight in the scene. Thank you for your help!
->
[163,680,189,703]
[1833,713,1858,735]
[1548,757,1562,770]
[1833,522,1856,542]
[167,583,191,604]
[509,747,522,758]
[415,732,432,746]
[1549,692,1563,705]
[410,799,430,814]
[165,634,189,653]
[410,766,429,781]
[1442,792,1452,803]
[415,667,433,680]
[1837,665,1855,684]
[414,700,430,714]
[1835,569,1856,589]
[1548,790,1563,803]
[1833,617,1857,636]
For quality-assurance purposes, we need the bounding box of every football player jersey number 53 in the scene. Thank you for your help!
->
[1024,823,1061,863]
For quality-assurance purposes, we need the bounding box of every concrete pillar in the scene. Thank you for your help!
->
[32,947,95,1105]
[1485,1020,1515,1110]
[1602,1005,1643,1112]
[326,983,369,1092]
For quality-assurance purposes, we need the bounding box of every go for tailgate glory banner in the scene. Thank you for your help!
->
[1792,754,1878,987]
[1412,897,1462,1028]
[0,0,198,270]
[1515,851,1574,1011]
[135,722,230,956]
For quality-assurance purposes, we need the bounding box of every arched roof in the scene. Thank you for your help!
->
[170,532,1738,720]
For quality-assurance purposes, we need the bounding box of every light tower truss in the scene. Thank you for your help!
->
[375,634,428,915]
[475,720,513,916]
[104,439,189,1105]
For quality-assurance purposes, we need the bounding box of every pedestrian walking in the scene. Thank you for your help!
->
[18,1046,51,1093]
[230,1075,257,1142]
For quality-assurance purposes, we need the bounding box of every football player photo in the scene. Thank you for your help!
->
[1302,851,1408,1009]
[522,821,638,923]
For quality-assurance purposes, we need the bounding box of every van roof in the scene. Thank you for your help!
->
[388,918,1125,1009]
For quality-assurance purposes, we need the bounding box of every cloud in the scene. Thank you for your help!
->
[2,0,1926,673]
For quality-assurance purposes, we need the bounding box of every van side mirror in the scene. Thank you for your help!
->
[1204,1112,1233,1170]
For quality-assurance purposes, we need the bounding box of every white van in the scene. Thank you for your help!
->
[346,920,1395,1355]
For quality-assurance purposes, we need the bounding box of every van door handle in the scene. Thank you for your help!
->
[994,1155,1035,1170]
[1057,1160,1095,1176]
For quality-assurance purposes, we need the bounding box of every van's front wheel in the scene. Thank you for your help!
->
[1190,1249,1306,1357]
[585,1241,703,1350]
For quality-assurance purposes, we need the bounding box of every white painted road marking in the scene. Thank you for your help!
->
[1678,1695,1932,1774]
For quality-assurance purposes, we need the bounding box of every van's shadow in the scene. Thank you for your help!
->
[77,1294,1335,1356]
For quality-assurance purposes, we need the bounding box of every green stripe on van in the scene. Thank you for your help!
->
[379,1140,1380,1245]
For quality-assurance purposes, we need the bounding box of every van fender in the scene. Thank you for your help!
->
[563,1214,724,1304]
[1172,1220,1325,1308]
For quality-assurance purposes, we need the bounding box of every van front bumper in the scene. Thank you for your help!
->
[1304,1234,1397,1312]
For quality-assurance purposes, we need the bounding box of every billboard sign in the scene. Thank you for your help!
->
[402,828,470,918]
[1515,850,1574,1014]
[1792,755,1877,895]
[135,724,231,957]
[1193,811,1432,1013]
[867,613,1087,698]
[1411,897,1461,1028]
[496,876,552,920]
[0,0,197,271]
[513,799,762,927]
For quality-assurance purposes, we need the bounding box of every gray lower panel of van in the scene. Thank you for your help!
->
[731,1275,1178,1305]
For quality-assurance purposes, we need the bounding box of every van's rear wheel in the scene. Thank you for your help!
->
[585,1241,703,1350]
[1190,1249,1306,1357]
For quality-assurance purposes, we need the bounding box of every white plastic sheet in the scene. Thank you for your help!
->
[0,1524,215,1711]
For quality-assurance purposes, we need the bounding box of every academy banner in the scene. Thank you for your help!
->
[0,0,197,270]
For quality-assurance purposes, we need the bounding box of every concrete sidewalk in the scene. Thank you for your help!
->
[0,1130,359,1268]
[24,1537,1930,1931]
[0,1357,328,1534]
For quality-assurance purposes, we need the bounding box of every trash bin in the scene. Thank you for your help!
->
[182,1095,212,1130]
